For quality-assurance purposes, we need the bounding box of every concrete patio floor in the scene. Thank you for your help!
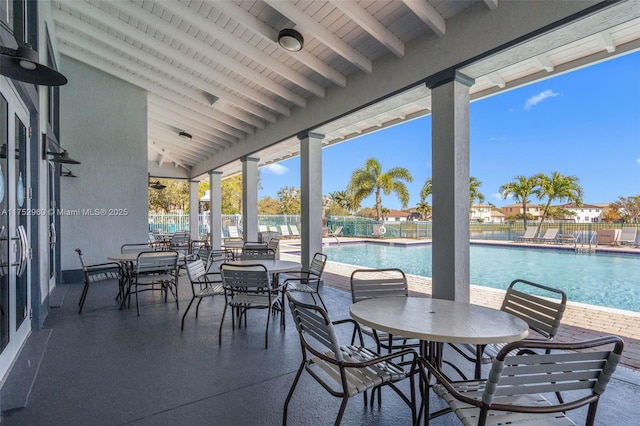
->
[1,255,639,425]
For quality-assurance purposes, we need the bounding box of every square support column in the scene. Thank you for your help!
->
[299,132,324,269]
[189,180,199,242]
[242,156,259,243]
[209,171,223,250]
[427,71,474,302]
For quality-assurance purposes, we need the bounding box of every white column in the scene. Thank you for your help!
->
[299,132,324,269]
[189,180,199,242]
[427,71,474,302]
[209,171,223,250]
[242,156,259,243]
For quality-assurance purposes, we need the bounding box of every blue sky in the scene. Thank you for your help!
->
[258,51,640,210]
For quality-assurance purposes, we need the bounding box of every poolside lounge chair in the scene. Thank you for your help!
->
[619,226,638,246]
[279,225,291,238]
[258,225,268,233]
[535,228,558,244]
[515,227,537,242]
[227,225,242,239]
[289,224,300,238]
[328,225,343,238]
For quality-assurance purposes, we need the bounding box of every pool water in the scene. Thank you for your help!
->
[323,243,640,313]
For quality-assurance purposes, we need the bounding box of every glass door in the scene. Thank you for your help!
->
[0,78,31,378]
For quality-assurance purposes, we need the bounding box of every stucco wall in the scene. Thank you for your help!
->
[59,56,147,271]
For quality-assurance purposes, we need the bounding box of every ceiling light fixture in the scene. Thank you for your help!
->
[278,28,304,52]
[47,150,81,164]
[179,131,192,140]
[0,22,68,86]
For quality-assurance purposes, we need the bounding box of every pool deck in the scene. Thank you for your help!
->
[281,237,640,371]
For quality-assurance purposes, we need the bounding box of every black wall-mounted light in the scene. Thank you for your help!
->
[0,21,68,86]
[60,166,77,178]
[148,174,166,190]
[278,28,304,52]
[47,150,81,164]
[179,131,192,140]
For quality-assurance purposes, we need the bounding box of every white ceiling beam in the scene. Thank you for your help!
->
[148,142,189,169]
[148,130,211,162]
[53,4,282,121]
[402,0,446,37]
[533,53,555,72]
[329,0,404,57]
[157,1,325,98]
[212,0,347,87]
[595,30,616,53]
[147,94,251,138]
[487,72,506,88]
[56,35,275,128]
[264,0,373,74]
[147,109,232,149]
[56,43,261,147]
[148,125,220,157]
[484,0,499,11]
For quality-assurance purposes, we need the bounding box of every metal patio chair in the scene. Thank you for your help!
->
[449,278,567,379]
[130,251,179,316]
[75,248,123,314]
[280,252,328,328]
[420,336,624,426]
[218,263,280,349]
[283,292,417,426]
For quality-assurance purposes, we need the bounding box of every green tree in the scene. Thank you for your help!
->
[534,171,584,233]
[415,200,432,220]
[221,175,243,214]
[329,190,355,213]
[148,178,189,213]
[610,195,640,223]
[258,196,280,214]
[469,176,485,205]
[420,178,432,202]
[347,158,413,221]
[499,175,540,229]
[277,186,301,214]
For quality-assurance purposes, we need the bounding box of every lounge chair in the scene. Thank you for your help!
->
[535,228,558,243]
[619,226,638,246]
[227,225,242,239]
[258,225,268,233]
[279,225,291,238]
[328,225,343,238]
[372,224,386,238]
[515,227,537,242]
[289,224,300,238]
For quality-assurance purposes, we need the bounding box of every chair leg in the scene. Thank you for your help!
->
[282,362,305,426]
[78,282,89,314]
[195,297,204,318]
[335,396,350,426]
[181,297,196,331]
[218,303,229,346]
[315,291,328,311]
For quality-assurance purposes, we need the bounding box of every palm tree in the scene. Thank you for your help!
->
[415,200,432,220]
[499,175,540,229]
[469,176,485,205]
[534,171,584,233]
[347,158,413,221]
[329,190,353,213]
[420,178,432,202]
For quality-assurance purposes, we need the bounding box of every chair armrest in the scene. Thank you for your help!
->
[342,347,417,370]
[332,318,364,347]
[87,262,122,274]
[417,357,483,408]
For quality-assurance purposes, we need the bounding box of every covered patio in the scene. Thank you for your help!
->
[0,1,639,422]
[2,255,639,425]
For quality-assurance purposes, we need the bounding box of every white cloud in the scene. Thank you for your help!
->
[636,158,640,165]
[262,163,288,175]
[492,192,503,201]
[490,136,505,142]
[524,90,559,110]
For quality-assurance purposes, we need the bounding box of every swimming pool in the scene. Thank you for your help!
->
[322,243,640,313]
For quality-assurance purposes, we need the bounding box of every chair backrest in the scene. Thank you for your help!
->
[240,247,275,260]
[620,226,637,242]
[267,237,279,253]
[75,248,88,271]
[136,251,178,274]
[279,225,290,236]
[308,252,327,277]
[221,263,270,290]
[208,249,233,272]
[228,225,241,238]
[121,243,151,254]
[289,225,300,236]
[484,336,623,415]
[500,279,566,340]
[350,268,408,303]
[258,225,268,233]
[186,258,208,283]
[286,292,344,362]
[540,228,558,239]
[196,245,212,264]
[330,226,343,236]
